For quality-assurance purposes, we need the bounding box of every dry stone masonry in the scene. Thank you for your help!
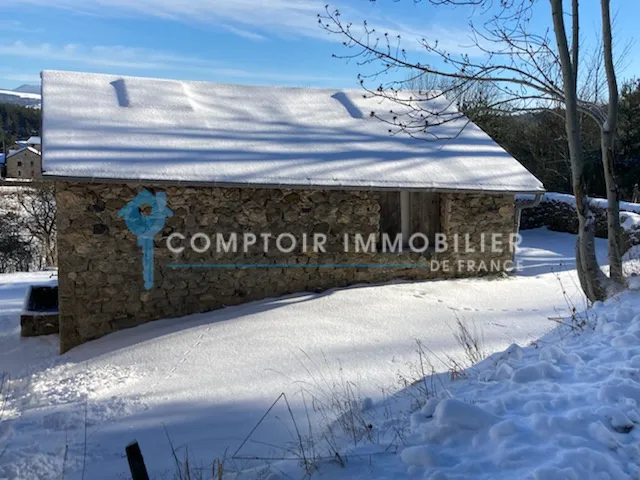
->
[519,194,640,250]
[519,196,610,236]
[56,182,516,352]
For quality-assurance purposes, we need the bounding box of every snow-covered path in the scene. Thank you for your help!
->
[0,229,607,479]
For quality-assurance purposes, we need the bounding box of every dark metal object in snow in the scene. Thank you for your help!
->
[126,441,150,480]
[20,285,59,337]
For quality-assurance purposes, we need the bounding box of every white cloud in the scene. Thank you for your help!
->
[0,41,353,86]
[0,42,222,71]
[0,72,41,84]
[219,24,268,42]
[2,0,325,40]
[2,0,478,55]
[2,42,196,71]
[0,19,44,33]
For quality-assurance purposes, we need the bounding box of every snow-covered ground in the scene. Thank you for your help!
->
[393,285,640,480]
[0,229,621,479]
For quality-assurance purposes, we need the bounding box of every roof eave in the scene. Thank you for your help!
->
[40,173,545,195]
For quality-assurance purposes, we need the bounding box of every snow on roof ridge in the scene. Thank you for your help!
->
[42,68,372,94]
[40,70,545,193]
[6,147,27,158]
[6,146,40,158]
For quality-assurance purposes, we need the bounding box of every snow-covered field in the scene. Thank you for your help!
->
[1,228,630,479]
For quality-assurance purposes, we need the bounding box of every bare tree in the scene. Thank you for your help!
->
[16,184,57,268]
[0,211,34,273]
[405,72,499,107]
[319,0,626,301]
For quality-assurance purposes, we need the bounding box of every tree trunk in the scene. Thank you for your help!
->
[600,0,626,288]
[551,0,609,302]
[602,131,625,284]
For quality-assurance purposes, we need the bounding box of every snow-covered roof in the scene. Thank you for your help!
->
[6,146,41,158]
[7,147,26,158]
[26,136,41,145]
[41,70,544,193]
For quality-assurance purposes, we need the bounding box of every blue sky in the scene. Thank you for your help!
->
[0,0,637,89]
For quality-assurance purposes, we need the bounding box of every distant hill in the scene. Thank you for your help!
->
[13,84,40,95]
[0,85,41,108]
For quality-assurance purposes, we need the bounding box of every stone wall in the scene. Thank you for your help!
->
[519,197,608,236]
[519,195,640,250]
[56,182,516,352]
[443,193,517,268]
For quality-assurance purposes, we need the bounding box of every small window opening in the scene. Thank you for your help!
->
[379,191,441,251]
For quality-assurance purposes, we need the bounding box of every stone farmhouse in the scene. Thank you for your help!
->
[41,70,544,352]
[5,145,42,180]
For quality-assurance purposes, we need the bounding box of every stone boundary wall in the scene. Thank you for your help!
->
[520,196,606,236]
[519,193,640,248]
[56,182,516,352]
[516,193,640,238]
